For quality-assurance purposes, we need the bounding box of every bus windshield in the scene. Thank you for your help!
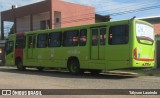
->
[136,22,154,45]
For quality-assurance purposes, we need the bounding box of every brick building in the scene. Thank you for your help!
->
[1,0,95,39]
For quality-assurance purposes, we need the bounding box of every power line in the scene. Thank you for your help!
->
[63,1,160,21]
[97,1,159,13]
[96,0,148,10]
[3,5,160,32]
[6,4,160,30]
[59,4,160,22]
[57,0,159,20]
[2,0,159,23]
[108,5,160,16]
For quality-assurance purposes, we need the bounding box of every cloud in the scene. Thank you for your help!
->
[63,0,160,16]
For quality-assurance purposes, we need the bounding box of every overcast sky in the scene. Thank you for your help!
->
[0,0,160,35]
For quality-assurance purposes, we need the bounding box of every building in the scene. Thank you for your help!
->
[140,16,160,68]
[1,0,95,39]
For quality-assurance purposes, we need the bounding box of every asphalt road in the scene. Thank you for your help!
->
[0,66,160,98]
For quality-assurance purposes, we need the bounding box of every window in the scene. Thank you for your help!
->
[5,41,14,54]
[49,32,62,47]
[100,28,106,45]
[63,30,79,47]
[16,36,25,49]
[40,20,51,30]
[79,29,87,46]
[40,20,46,30]
[56,18,60,23]
[136,22,154,45]
[37,34,48,48]
[92,29,98,46]
[109,25,129,45]
[47,20,51,29]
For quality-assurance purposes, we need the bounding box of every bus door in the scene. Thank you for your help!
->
[27,34,36,60]
[91,27,107,60]
[106,24,130,69]
[5,41,14,65]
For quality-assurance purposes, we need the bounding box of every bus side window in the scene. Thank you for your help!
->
[100,28,106,45]
[37,34,48,48]
[109,25,129,45]
[49,32,62,47]
[79,29,87,46]
[92,29,98,46]
[63,30,79,47]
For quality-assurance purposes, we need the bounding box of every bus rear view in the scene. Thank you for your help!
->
[132,20,155,68]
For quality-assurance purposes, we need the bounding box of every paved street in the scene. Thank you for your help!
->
[0,66,160,98]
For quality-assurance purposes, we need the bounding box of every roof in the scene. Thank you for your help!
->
[137,16,160,24]
[95,14,111,22]
[1,0,51,21]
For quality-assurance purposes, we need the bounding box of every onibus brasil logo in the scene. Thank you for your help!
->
[1,90,42,95]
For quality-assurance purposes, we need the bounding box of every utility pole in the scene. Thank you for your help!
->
[12,5,16,34]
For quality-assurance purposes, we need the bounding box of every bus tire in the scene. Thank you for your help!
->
[16,59,25,71]
[68,59,82,75]
[90,70,102,75]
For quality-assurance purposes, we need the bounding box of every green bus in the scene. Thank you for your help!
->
[5,19,155,74]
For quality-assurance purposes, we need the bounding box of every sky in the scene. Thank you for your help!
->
[63,0,160,20]
[0,0,160,35]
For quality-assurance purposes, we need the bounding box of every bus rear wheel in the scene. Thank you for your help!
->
[68,60,82,75]
[16,59,25,71]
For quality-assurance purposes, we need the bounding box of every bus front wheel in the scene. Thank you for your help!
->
[68,59,82,75]
[16,59,25,71]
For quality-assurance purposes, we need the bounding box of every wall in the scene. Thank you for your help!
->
[54,11,61,28]
[16,0,95,32]
[61,1,95,28]
[154,24,160,34]
[17,16,30,33]
[33,12,50,30]
[51,0,95,28]
[16,12,50,32]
